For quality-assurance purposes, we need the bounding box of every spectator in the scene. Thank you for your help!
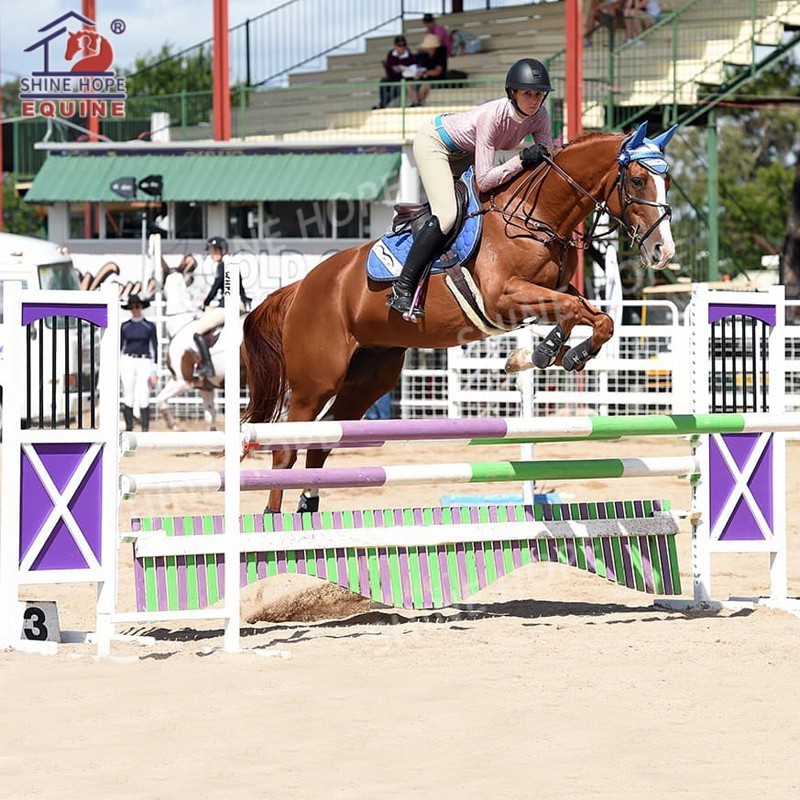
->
[414,33,448,107]
[623,0,661,43]
[375,34,420,109]
[423,12,452,56]
[585,0,624,44]
[119,294,158,432]
[187,236,250,378]
[387,58,553,319]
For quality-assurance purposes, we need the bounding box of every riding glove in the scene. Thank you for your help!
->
[520,143,550,169]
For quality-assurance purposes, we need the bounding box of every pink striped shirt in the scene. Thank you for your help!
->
[440,97,553,193]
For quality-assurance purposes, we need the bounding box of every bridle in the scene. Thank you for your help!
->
[484,145,672,251]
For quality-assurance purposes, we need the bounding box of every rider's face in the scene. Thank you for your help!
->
[514,89,547,115]
[207,247,223,261]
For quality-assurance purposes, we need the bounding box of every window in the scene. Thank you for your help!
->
[228,202,259,239]
[174,202,205,239]
[333,200,370,239]
[264,202,331,239]
[104,203,148,239]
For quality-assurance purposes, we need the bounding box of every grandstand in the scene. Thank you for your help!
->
[220,0,800,141]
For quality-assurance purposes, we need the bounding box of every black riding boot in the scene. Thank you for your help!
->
[140,407,150,432]
[122,405,135,431]
[193,333,215,378]
[386,217,449,319]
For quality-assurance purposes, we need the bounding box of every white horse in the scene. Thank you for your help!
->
[155,263,230,431]
[155,322,231,431]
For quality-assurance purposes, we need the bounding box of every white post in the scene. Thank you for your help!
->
[94,284,121,656]
[0,281,25,649]
[223,254,242,652]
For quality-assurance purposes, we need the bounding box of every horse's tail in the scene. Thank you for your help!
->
[241,283,299,422]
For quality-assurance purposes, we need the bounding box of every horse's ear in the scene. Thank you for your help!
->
[628,121,649,149]
[652,125,678,152]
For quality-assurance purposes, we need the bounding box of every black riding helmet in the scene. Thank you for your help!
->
[206,235,228,256]
[505,58,552,114]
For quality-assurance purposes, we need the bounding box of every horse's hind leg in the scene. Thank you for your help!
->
[298,348,406,513]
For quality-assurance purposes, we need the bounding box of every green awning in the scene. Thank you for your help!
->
[25,152,402,203]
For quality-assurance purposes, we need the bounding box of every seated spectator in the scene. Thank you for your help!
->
[623,0,661,43]
[414,33,448,107]
[376,34,420,109]
[423,12,452,56]
[584,0,625,44]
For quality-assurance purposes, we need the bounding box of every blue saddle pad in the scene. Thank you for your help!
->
[366,166,483,282]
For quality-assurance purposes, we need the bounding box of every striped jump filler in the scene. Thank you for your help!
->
[131,500,681,613]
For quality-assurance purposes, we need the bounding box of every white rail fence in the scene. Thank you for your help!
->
[140,297,800,423]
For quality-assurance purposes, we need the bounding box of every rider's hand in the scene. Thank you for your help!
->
[520,143,550,169]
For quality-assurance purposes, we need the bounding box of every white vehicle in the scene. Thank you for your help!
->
[0,232,94,430]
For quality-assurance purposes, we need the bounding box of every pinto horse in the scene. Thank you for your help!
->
[242,123,677,512]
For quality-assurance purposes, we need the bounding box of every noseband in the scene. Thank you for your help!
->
[492,153,672,251]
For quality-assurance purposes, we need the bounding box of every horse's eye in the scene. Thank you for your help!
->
[631,176,645,189]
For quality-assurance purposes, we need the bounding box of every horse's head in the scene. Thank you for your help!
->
[65,30,89,61]
[609,122,677,270]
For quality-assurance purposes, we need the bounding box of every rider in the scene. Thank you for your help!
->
[386,58,555,320]
[193,236,250,378]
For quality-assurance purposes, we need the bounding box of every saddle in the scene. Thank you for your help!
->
[366,166,483,281]
[390,179,469,244]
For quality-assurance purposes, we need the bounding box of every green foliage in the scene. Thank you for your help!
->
[3,176,46,237]
[1,78,21,117]
[123,43,213,97]
[669,57,800,279]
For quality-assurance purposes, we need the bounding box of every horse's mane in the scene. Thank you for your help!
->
[560,130,620,150]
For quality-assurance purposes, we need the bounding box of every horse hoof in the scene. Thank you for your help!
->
[505,348,533,373]
[296,493,320,513]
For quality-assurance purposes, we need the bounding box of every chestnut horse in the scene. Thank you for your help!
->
[242,124,677,512]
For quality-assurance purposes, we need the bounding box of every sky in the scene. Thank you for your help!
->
[0,0,284,81]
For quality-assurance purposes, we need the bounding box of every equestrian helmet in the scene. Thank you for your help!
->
[206,236,228,255]
[505,59,552,97]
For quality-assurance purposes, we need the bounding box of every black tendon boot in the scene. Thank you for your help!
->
[139,406,150,432]
[193,333,215,378]
[386,216,449,319]
[122,405,135,431]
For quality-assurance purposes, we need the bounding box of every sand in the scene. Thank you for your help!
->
[2,426,799,800]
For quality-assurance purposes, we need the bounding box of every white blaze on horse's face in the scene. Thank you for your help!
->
[646,173,675,270]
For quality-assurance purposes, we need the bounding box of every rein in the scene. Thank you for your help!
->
[481,150,672,252]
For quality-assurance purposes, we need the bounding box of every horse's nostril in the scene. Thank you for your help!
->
[652,243,663,262]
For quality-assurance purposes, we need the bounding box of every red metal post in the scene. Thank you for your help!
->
[213,0,232,141]
[565,0,585,293]
[83,0,98,238]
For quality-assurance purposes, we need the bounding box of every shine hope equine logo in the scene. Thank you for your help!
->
[20,10,127,118]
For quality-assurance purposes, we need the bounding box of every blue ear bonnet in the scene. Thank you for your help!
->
[617,122,677,175]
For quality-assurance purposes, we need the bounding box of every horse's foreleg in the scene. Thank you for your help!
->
[498,282,613,373]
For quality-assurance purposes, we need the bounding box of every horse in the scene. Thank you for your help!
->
[241,123,677,512]
[154,259,239,431]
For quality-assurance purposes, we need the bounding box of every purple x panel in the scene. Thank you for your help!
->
[709,433,773,541]
[19,443,104,570]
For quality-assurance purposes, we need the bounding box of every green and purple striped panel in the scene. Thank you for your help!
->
[131,499,681,613]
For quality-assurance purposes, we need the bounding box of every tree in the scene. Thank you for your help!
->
[123,43,213,98]
[668,58,800,280]
[3,176,46,237]
[784,156,800,303]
